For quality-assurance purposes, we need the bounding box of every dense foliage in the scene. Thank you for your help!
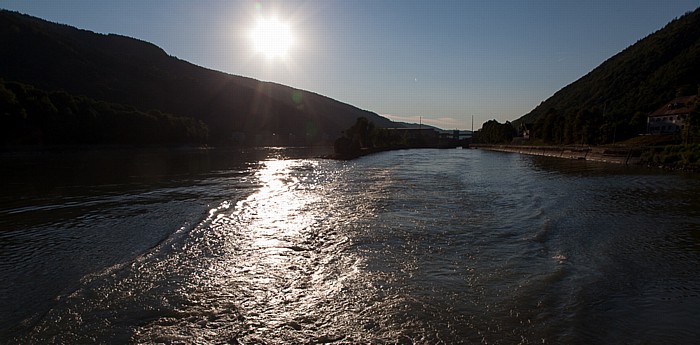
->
[531,106,650,145]
[334,117,411,157]
[640,144,700,170]
[516,7,700,145]
[473,120,515,144]
[685,102,700,144]
[0,80,208,146]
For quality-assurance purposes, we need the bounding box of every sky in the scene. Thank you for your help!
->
[1,0,699,130]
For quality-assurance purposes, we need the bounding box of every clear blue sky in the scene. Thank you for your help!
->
[1,0,699,130]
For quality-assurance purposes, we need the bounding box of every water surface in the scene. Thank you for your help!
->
[1,148,699,344]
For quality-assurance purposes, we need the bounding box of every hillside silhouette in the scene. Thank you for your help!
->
[515,7,700,145]
[0,10,397,146]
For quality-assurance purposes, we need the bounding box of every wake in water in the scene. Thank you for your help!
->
[16,159,386,343]
[6,149,700,344]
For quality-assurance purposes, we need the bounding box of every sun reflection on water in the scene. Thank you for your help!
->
[192,158,371,341]
[243,159,319,250]
[76,156,404,344]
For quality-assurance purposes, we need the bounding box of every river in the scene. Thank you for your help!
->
[1,147,699,344]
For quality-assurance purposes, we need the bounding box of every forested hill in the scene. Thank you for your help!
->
[0,10,397,146]
[515,7,700,145]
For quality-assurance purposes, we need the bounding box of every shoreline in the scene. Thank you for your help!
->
[472,144,643,165]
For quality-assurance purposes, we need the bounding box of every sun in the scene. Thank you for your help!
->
[250,17,294,59]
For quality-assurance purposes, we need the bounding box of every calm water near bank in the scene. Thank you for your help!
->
[1,147,699,344]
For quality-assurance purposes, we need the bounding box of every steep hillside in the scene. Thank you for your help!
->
[516,7,700,144]
[0,10,397,145]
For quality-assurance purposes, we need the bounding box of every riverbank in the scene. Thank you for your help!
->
[472,144,643,165]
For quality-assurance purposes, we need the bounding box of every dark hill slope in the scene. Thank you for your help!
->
[516,7,700,144]
[0,10,396,145]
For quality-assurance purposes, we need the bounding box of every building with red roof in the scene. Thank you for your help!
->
[647,95,697,134]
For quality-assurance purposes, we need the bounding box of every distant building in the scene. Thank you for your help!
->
[648,95,697,134]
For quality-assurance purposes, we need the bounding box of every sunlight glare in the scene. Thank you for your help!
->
[250,17,294,59]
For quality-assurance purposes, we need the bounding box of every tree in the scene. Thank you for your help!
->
[535,108,559,143]
[685,102,700,144]
[477,119,515,144]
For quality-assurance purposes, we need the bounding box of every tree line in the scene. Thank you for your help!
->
[333,117,454,158]
[474,87,699,146]
[531,87,700,145]
[0,80,208,146]
[472,120,516,144]
[334,117,411,157]
[531,106,648,145]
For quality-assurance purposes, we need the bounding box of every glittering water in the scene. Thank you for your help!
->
[2,148,700,344]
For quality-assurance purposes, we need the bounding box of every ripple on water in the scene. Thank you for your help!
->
[8,149,700,344]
